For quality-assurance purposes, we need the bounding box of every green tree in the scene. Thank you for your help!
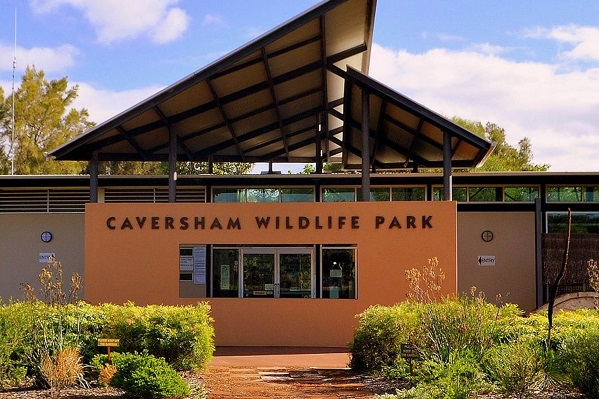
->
[0,66,94,175]
[172,161,252,175]
[453,117,549,171]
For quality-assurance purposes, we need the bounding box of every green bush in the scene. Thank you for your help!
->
[0,301,29,387]
[108,351,189,398]
[561,325,599,398]
[350,303,420,371]
[0,300,214,387]
[483,339,543,398]
[350,297,522,373]
[98,302,214,370]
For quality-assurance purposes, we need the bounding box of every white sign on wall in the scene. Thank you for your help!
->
[477,255,496,266]
[38,253,56,263]
[192,246,207,285]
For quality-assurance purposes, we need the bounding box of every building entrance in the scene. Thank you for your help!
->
[242,248,314,298]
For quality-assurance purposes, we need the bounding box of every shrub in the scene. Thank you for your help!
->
[561,325,599,398]
[350,303,419,371]
[39,346,83,393]
[99,302,214,370]
[0,301,30,388]
[483,340,543,398]
[98,363,117,386]
[109,351,190,398]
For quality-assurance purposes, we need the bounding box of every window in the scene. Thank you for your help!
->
[469,187,500,202]
[210,247,317,298]
[281,188,314,202]
[433,185,539,202]
[584,187,599,202]
[546,212,599,234]
[322,188,356,202]
[547,186,599,202]
[199,245,357,299]
[321,247,356,299]
[504,186,539,202]
[247,188,279,203]
[325,186,426,202]
[213,188,245,203]
[357,187,390,201]
[212,248,240,297]
[392,187,426,201]
[433,187,467,201]
[213,187,314,203]
[179,247,193,281]
[547,186,582,202]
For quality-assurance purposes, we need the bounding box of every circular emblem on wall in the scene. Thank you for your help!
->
[41,231,53,243]
[481,230,494,243]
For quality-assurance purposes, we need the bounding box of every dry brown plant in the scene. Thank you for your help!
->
[39,346,83,397]
[98,364,117,386]
[20,257,82,305]
[405,257,445,303]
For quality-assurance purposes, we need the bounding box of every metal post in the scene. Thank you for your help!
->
[90,151,99,203]
[443,131,452,201]
[535,198,544,308]
[316,113,323,173]
[361,89,370,202]
[168,127,177,203]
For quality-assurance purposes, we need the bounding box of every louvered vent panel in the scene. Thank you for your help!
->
[177,188,206,203]
[49,190,89,213]
[0,189,88,213]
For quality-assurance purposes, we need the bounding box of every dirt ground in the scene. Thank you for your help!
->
[199,347,403,398]
[200,366,403,399]
[0,347,588,399]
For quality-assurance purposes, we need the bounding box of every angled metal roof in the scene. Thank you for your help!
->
[341,67,494,170]
[50,0,377,163]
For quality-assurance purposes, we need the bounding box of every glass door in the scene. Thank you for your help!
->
[241,247,314,298]
[279,248,314,298]
[242,249,275,298]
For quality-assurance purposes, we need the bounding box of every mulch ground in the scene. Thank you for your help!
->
[0,367,588,399]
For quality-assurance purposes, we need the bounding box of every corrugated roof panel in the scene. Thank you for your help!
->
[265,18,321,55]
[419,122,444,145]
[268,40,321,77]
[224,89,273,120]
[211,56,267,97]
[159,82,214,116]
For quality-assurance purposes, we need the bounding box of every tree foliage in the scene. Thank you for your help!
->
[173,161,252,175]
[453,117,549,171]
[0,66,94,175]
[97,161,253,175]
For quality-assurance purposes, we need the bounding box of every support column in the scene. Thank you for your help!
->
[315,113,323,173]
[90,151,99,203]
[535,198,544,307]
[361,89,370,202]
[443,131,452,201]
[168,126,177,203]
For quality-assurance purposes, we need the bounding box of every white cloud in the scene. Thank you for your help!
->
[29,0,190,44]
[0,44,78,73]
[202,14,226,28]
[525,25,599,62]
[369,43,599,171]
[149,7,189,44]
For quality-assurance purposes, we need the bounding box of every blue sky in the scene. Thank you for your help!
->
[2,0,599,172]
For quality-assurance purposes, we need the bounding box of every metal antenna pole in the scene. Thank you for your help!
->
[10,8,17,175]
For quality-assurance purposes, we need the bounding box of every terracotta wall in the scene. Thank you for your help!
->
[85,201,457,346]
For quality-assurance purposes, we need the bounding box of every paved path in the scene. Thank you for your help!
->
[203,347,385,398]
[210,346,352,368]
